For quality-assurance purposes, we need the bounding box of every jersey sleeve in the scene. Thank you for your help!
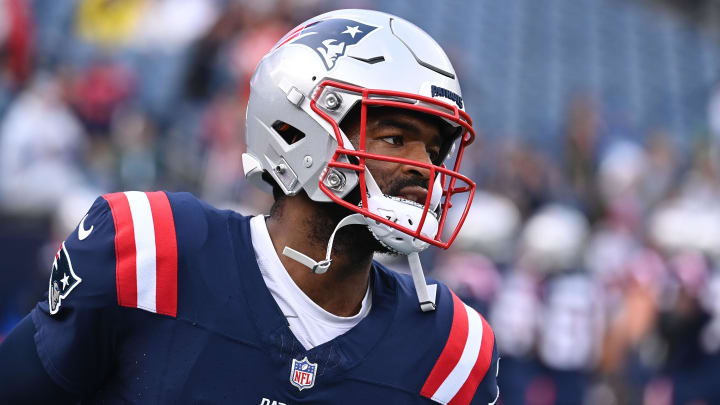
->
[31,195,120,394]
[420,291,500,405]
[472,344,499,405]
[30,191,181,395]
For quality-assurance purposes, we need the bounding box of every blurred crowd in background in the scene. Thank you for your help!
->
[2,0,720,404]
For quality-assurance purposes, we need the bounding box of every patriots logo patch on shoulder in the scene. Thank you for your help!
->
[49,242,82,315]
[279,18,379,70]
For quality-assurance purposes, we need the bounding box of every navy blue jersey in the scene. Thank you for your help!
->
[31,191,499,404]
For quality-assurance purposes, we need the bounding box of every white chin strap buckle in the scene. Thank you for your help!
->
[312,260,332,274]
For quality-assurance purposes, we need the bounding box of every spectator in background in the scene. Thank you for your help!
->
[563,97,603,221]
[67,60,134,135]
[75,0,146,48]
[0,0,33,117]
[185,1,291,207]
[0,0,32,86]
[0,73,99,215]
[486,139,559,219]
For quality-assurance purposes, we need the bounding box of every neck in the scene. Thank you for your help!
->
[265,196,374,317]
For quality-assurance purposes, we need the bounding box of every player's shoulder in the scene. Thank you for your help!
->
[417,287,499,405]
[102,190,228,249]
[372,262,459,325]
[103,190,246,253]
[103,191,244,313]
[372,263,500,404]
[48,191,235,317]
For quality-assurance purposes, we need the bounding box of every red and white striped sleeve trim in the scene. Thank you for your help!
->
[421,292,495,405]
[103,191,178,317]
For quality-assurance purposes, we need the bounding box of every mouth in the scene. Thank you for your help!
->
[395,186,428,205]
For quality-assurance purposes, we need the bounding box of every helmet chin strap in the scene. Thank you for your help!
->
[281,214,438,312]
[408,252,438,312]
[282,213,367,274]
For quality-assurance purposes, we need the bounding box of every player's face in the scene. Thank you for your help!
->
[345,107,447,202]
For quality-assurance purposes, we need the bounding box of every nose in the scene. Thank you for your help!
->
[402,142,433,179]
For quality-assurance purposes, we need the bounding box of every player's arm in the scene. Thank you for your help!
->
[12,191,183,400]
[1,195,123,399]
[0,314,78,404]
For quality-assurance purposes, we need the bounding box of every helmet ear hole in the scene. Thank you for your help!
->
[272,121,306,145]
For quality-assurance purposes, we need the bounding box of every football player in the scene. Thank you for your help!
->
[0,9,499,404]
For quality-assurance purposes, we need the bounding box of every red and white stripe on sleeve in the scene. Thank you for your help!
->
[420,292,495,405]
[103,191,178,317]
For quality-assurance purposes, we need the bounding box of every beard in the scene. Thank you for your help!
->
[305,173,432,259]
[304,189,390,260]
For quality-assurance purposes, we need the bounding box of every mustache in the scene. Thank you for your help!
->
[385,176,431,196]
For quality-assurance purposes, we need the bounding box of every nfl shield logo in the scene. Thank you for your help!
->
[290,356,318,391]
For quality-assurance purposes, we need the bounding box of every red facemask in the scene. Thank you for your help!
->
[310,79,477,250]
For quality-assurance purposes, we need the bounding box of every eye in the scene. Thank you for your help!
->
[381,136,404,146]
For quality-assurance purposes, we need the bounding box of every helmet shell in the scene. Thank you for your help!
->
[244,9,464,202]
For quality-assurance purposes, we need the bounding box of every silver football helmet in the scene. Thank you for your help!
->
[243,9,477,311]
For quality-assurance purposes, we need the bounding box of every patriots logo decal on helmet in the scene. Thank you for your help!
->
[286,18,379,70]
